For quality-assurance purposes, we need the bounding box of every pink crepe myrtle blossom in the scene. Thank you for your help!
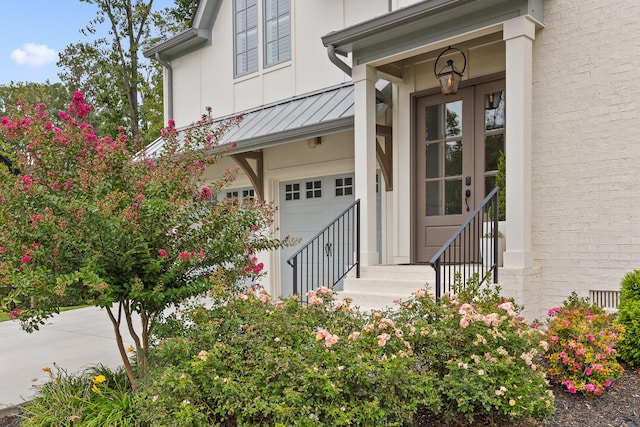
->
[7,309,21,319]
[158,249,168,258]
[68,92,91,118]
[179,252,190,260]
[198,186,212,200]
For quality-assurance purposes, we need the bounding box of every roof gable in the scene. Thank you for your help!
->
[143,0,222,60]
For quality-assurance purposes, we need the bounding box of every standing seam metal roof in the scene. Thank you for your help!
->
[144,83,355,157]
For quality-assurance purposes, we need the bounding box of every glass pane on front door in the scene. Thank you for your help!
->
[424,99,464,217]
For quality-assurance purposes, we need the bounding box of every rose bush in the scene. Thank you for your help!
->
[394,278,555,425]
[139,285,440,426]
[543,292,625,396]
[138,278,555,426]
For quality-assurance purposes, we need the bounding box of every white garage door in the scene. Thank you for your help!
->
[279,174,355,297]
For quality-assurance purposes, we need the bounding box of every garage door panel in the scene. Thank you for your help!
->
[280,174,355,297]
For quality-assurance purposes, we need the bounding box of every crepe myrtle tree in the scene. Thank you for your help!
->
[0,93,289,389]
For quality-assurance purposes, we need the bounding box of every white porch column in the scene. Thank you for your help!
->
[352,64,378,266]
[503,16,536,269]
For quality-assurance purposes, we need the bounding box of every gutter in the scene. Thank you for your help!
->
[153,53,173,121]
[326,44,392,106]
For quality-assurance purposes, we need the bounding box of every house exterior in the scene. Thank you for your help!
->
[144,0,640,319]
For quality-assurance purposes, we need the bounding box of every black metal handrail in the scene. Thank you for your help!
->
[429,187,500,299]
[287,199,360,302]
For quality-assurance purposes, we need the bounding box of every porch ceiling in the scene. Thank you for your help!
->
[321,0,543,66]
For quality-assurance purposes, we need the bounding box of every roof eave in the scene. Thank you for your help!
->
[143,28,209,59]
[143,0,222,60]
[322,0,544,59]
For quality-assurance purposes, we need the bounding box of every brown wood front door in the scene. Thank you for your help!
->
[414,80,505,263]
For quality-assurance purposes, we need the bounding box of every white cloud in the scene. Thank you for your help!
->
[10,43,57,67]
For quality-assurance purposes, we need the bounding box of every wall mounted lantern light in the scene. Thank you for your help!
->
[433,46,467,95]
[485,91,503,110]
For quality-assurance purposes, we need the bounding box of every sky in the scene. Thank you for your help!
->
[0,0,173,85]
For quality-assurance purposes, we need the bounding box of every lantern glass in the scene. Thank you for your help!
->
[437,59,462,95]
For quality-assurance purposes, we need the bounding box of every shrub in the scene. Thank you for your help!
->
[139,285,439,426]
[544,292,625,396]
[139,280,554,426]
[395,278,554,425]
[618,270,640,366]
[21,365,138,426]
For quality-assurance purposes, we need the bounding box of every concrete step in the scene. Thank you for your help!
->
[338,265,435,311]
[355,264,436,280]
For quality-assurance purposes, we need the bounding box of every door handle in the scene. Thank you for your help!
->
[465,189,471,212]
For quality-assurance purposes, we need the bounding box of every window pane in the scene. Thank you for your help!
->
[426,143,442,179]
[236,33,246,52]
[444,140,462,176]
[236,0,246,9]
[279,35,291,61]
[445,100,462,137]
[426,181,441,216]
[264,0,276,19]
[246,4,257,27]
[445,179,462,215]
[247,28,258,50]
[484,134,504,172]
[485,91,505,131]
[278,0,289,14]
[265,42,278,65]
[425,105,442,141]
[265,19,277,43]
[236,53,247,74]
[235,10,246,32]
[246,47,258,72]
[485,175,496,196]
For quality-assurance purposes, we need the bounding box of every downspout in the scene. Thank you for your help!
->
[327,44,353,77]
[154,53,174,121]
[326,44,392,106]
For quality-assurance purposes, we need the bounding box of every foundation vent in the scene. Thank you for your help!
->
[589,290,620,312]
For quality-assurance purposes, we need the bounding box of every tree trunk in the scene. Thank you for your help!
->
[106,303,138,391]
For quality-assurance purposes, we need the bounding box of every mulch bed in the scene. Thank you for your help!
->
[2,365,639,427]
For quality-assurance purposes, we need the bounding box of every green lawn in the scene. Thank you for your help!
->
[0,305,89,322]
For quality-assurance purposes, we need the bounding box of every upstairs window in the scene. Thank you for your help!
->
[263,0,290,67]
[234,0,258,76]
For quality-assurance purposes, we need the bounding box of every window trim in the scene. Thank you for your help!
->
[233,0,259,78]
[262,0,291,68]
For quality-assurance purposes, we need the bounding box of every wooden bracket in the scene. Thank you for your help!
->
[231,151,264,200]
[375,124,393,191]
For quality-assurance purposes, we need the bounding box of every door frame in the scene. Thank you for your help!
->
[410,74,506,264]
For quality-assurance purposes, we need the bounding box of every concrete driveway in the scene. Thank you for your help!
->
[0,306,135,408]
